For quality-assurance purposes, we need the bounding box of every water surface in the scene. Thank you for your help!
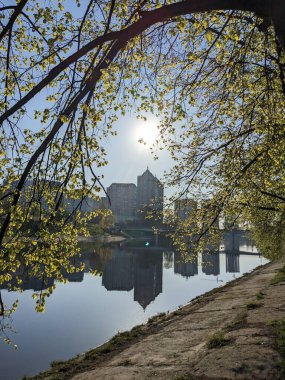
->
[0,232,267,379]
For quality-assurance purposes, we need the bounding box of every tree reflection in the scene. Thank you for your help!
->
[0,290,18,348]
[163,251,173,269]
[0,241,105,345]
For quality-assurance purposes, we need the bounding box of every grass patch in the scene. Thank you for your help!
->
[207,333,230,349]
[226,310,248,331]
[271,266,285,285]
[118,359,133,366]
[97,343,112,354]
[173,375,193,380]
[147,312,166,325]
[50,360,65,367]
[106,324,145,347]
[246,300,262,310]
[256,291,265,300]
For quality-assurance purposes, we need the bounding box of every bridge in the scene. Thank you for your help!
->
[120,228,259,255]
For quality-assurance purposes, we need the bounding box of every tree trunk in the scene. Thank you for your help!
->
[270,0,285,52]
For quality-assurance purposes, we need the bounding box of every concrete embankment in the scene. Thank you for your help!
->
[31,259,285,380]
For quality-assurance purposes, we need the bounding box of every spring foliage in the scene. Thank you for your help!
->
[0,0,284,317]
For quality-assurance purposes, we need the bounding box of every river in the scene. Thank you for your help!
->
[0,231,267,379]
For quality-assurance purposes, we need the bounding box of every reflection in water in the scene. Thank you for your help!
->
[1,266,55,292]
[202,252,220,276]
[63,271,84,283]
[133,252,163,310]
[0,232,260,308]
[163,251,174,269]
[0,232,266,380]
[102,248,163,310]
[102,249,134,291]
[174,253,198,278]
[226,253,240,273]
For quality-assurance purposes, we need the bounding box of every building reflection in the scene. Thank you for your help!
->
[61,271,84,283]
[102,248,134,291]
[133,251,163,310]
[202,251,220,276]
[102,248,163,310]
[222,231,245,273]
[0,263,55,292]
[225,252,240,273]
[174,252,198,278]
[0,232,258,305]
[20,274,55,291]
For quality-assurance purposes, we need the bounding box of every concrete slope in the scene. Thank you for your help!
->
[71,260,285,380]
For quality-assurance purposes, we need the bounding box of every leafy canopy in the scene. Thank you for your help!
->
[0,0,284,317]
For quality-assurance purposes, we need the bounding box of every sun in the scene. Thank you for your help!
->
[135,119,159,147]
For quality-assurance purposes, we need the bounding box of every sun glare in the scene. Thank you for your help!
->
[135,119,159,147]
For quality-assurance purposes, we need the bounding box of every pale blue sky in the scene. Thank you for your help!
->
[2,1,175,198]
[98,114,173,191]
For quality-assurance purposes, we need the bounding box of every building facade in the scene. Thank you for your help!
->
[137,168,164,223]
[107,183,137,223]
[174,198,198,221]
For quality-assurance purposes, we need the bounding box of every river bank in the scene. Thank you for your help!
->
[78,234,126,243]
[29,258,285,380]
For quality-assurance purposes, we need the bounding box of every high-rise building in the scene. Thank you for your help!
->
[137,168,164,222]
[107,183,137,223]
[174,199,198,221]
[223,231,240,252]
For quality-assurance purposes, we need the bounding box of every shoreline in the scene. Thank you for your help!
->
[78,235,126,243]
[28,258,285,380]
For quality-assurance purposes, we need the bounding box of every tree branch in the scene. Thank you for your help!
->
[0,0,28,44]
[0,0,266,125]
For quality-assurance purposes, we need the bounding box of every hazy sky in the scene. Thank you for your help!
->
[9,2,175,198]
[19,89,174,198]
[98,114,174,192]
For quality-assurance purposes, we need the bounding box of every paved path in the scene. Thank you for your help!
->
[72,260,285,380]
